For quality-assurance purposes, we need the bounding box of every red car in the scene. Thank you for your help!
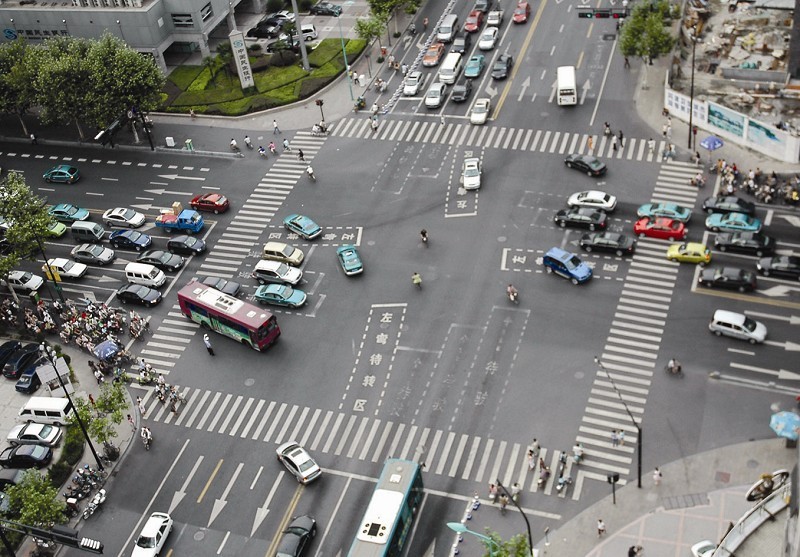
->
[633,217,687,241]
[190,193,230,214]
[512,1,530,23]
[464,10,484,33]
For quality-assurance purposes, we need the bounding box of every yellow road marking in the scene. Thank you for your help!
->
[264,484,304,557]
[197,459,223,503]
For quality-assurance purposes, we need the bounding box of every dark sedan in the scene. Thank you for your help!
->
[450,79,473,102]
[698,267,757,292]
[109,229,152,252]
[701,196,756,216]
[15,368,41,394]
[2,344,41,379]
[201,276,241,297]
[309,1,341,15]
[714,231,774,256]
[0,341,22,370]
[757,256,800,280]
[491,53,513,79]
[246,15,285,38]
[579,232,636,256]
[554,208,607,230]
[116,284,162,307]
[0,445,52,469]
[137,250,185,273]
[564,153,607,176]
[167,235,206,256]
[276,515,316,557]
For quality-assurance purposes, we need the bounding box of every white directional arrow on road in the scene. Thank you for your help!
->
[745,311,800,325]
[170,455,203,514]
[88,275,118,283]
[579,79,592,105]
[759,284,800,297]
[251,471,285,536]
[209,462,244,528]
[764,340,800,351]
[145,187,197,195]
[776,214,800,228]
[485,84,498,98]
[155,175,206,182]
[517,76,531,102]
[130,203,170,212]
[730,363,800,380]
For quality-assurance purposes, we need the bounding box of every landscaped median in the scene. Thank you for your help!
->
[161,38,366,116]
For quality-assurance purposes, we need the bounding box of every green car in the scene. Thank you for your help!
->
[464,55,485,78]
[43,165,80,184]
[48,203,90,223]
[47,221,67,238]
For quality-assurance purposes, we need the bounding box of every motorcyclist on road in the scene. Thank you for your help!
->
[507,284,518,301]
[412,272,422,288]
[306,165,315,180]
[667,358,682,375]
[244,135,253,149]
[268,141,277,154]
[258,145,266,157]
[420,229,428,243]
[230,138,239,151]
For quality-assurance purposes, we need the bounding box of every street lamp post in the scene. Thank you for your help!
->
[496,480,534,556]
[39,343,104,471]
[594,356,642,488]
[336,14,354,101]
[687,24,698,150]
[315,99,325,122]
[447,522,500,556]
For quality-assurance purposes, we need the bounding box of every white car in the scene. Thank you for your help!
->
[102,207,146,228]
[1,271,44,293]
[132,512,173,557]
[43,258,88,279]
[470,98,491,125]
[276,441,322,484]
[487,10,504,25]
[691,540,716,557]
[275,9,297,22]
[478,27,499,50]
[403,71,426,96]
[253,259,303,286]
[425,82,447,108]
[7,423,63,448]
[462,157,482,190]
[567,190,618,212]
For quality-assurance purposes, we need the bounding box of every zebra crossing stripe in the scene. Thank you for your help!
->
[400,425,418,461]
[275,403,299,444]
[298,408,321,447]
[372,421,394,463]
[502,443,521,486]
[520,129,533,150]
[435,432,456,475]
[287,406,310,444]
[335,414,358,456]
[489,440,507,486]
[462,436,482,480]
[240,399,265,439]
[548,131,560,153]
[449,434,469,477]
[360,419,382,461]
[310,409,332,451]
[422,122,437,143]
[208,393,233,433]
[388,423,407,459]
[322,412,345,453]
[475,437,493,482]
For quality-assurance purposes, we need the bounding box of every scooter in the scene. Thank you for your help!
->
[65,497,80,518]
[508,289,519,304]
[537,466,551,487]
[82,488,106,519]
[556,475,573,493]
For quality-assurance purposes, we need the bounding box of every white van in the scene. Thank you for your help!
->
[124,262,166,288]
[17,397,73,425]
[708,309,767,344]
[71,221,106,243]
[438,52,463,84]
[437,14,459,43]
[556,65,577,106]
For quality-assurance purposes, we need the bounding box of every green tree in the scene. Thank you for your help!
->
[480,532,531,557]
[0,39,41,136]
[70,381,128,448]
[5,469,66,526]
[355,16,387,47]
[619,3,674,64]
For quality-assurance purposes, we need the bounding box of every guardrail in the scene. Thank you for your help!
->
[712,482,790,556]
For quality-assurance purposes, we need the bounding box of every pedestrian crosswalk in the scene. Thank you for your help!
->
[571,161,702,497]
[330,117,674,163]
[135,132,328,374]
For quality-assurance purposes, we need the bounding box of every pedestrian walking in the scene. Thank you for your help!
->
[189,108,196,119]
[498,494,509,514]
[618,430,626,446]
[527,449,535,471]
[597,518,607,537]
[371,119,379,133]
[127,414,136,431]
[587,135,594,151]
[647,138,656,156]
[611,430,619,447]
[628,545,643,556]
[661,124,667,138]
[401,63,408,76]
[137,396,146,416]
[273,119,281,134]
[618,129,624,146]
[531,438,541,458]
[88,394,95,407]
[94,369,104,385]
[203,333,215,356]
[30,133,38,145]
[623,56,630,69]
[297,149,305,162]
[388,54,395,67]
[611,135,618,151]
[653,467,662,486]
[282,138,291,152]
[170,400,179,414]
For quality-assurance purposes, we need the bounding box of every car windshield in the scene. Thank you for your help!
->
[408,75,419,84]
[88,245,103,255]
[18,272,32,282]
[514,6,525,13]
[276,263,290,275]
[279,246,292,257]
[280,286,294,297]
[742,317,758,332]
[474,104,487,113]
[184,237,197,247]
[62,261,74,271]
[127,231,141,241]
[136,535,156,549]
[298,459,316,472]
[565,256,581,270]
[464,167,479,177]
[39,425,53,436]
[119,209,135,220]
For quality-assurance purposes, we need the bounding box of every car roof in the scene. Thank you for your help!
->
[141,513,170,536]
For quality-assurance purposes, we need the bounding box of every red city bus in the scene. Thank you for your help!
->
[177,281,280,351]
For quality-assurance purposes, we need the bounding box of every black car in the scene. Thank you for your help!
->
[2,344,41,379]
[554,208,607,230]
[451,33,472,54]
[450,79,473,102]
[0,341,22,370]
[201,277,242,297]
[714,231,774,257]
[246,15,286,38]
[116,284,162,307]
[167,235,207,256]
[0,445,52,469]
[757,256,800,280]
[109,229,152,252]
[15,368,41,394]
[491,53,513,80]
[276,515,316,557]
[309,1,342,15]
[474,0,493,13]
[137,250,185,273]
[698,267,757,292]
[579,232,636,256]
[564,153,607,177]
[701,196,756,216]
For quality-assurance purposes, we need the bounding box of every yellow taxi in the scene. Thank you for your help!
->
[666,242,711,265]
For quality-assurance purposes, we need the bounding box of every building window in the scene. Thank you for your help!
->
[201,3,214,21]
[172,13,194,28]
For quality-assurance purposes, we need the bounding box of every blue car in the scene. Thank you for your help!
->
[336,245,363,275]
[109,229,152,252]
[254,284,307,308]
[283,214,322,240]
[542,247,592,284]
[43,165,80,184]
[636,203,692,223]
[705,212,762,233]
[464,54,485,78]
[48,203,90,223]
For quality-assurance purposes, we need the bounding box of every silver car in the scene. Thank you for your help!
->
[71,243,116,265]
[403,71,426,96]
[425,82,447,108]
[276,441,322,484]
[7,423,63,448]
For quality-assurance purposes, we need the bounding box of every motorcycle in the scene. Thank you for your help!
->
[537,465,551,487]
[556,475,573,493]
[507,288,519,304]
[354,96,366,112]
[65,496,80,518]
[82,488,106,519]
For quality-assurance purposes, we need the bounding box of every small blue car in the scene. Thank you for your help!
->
[283,214,322,240]
[336,245,363,275]
[705,212,762,233]
[542,247,592,284]
[636,203,692,223]
[464,54,485,78]
[254,284,307,308]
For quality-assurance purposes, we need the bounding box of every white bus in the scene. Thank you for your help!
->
[557,65,577,106]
